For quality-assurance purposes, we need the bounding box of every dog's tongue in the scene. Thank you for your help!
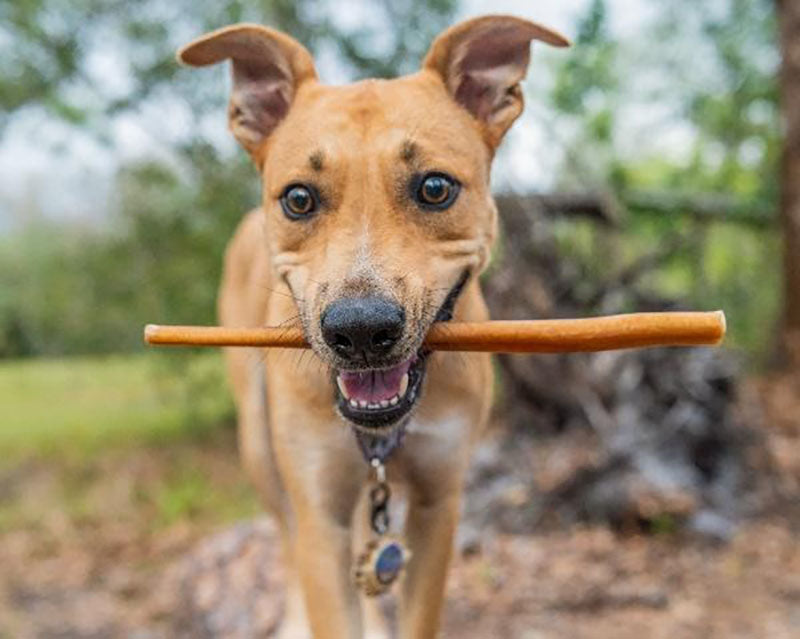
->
[339,359,412,403]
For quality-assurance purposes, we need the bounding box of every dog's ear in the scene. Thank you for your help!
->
[177,24,317,155]
[423,15,569,147]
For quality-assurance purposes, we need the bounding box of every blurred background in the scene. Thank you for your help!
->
[1,0,798,637]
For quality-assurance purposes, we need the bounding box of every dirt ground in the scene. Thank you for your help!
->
[1,375,798,639]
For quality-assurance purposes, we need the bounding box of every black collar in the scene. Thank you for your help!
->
[355,426,408,464]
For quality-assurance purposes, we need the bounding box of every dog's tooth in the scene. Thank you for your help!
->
[349,399,358,408]
[399,373,409,398]
[368,402,379,409]
[358,400,368,409]
[389,396,399,406]
[336,375,350,400]
[380,400,389,408]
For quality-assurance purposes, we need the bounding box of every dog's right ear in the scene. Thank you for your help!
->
[177,24,317,156]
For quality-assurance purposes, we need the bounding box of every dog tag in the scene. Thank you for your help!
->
[354,538,410,597]
[353,458,410,596]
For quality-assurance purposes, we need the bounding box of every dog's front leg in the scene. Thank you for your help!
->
[398,491,461,639]
[292,506,361,638]
[276,434,366,639]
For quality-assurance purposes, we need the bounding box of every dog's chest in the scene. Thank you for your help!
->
[397,413,472,478]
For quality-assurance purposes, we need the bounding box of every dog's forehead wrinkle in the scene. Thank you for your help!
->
[400,139,417,162]
[308,150,324,171]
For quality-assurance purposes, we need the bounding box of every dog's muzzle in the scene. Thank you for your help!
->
[321,296,426,429]
[321,271,469,431]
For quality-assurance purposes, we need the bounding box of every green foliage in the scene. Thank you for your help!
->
[632,0,780,358]
[543,0,781,362]
[0,224,129,356]
[114,145,260,328]
[552,0,618,117]
[644,0,780,202]
[550,0,622,188]
[0,0,460,128]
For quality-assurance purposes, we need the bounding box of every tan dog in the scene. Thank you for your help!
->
[178,15,568,639]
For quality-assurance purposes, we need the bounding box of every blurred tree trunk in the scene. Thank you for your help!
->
[778,0,800,366]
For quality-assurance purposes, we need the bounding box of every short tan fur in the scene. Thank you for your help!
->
[178,16,569,638]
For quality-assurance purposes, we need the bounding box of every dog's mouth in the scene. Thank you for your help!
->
[333,351,429,430]
[329,269,469,431]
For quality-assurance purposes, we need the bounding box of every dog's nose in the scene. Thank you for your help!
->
[321,297,405,360]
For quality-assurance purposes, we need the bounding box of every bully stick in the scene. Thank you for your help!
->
[144,311,725,354]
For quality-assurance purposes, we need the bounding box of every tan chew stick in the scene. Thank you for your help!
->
[144,311,725,353]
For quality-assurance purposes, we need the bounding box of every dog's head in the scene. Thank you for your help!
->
[178,16,568,430]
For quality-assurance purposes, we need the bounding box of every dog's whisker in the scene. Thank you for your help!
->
[242,312,304,368]
[255,282,304,302]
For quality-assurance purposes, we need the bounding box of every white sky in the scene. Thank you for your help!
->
[0,0,658,229]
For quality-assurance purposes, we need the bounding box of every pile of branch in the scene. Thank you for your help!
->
[494,189,775,227]
[466,196,774,539]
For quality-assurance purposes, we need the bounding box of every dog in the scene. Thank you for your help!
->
[177,15,568,638]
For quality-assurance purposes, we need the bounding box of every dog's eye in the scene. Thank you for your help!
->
[415,173,459,210]
[280,184,318,219]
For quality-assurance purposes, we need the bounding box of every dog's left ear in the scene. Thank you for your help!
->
[423,15,569,148]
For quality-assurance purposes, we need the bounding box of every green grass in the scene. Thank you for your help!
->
[0,352,260,535]
[145,463,261,528]
[0,351,233,461]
